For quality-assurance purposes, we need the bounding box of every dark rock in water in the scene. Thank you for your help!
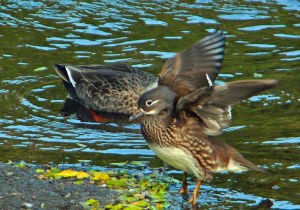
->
[257,198,273,209]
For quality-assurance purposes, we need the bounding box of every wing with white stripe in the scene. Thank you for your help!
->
[159,30,225,98]
[195,79,279,136]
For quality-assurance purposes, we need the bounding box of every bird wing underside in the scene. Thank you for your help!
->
[193,79,279,136]
[159,30,225,98]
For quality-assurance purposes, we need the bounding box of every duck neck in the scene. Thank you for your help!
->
[141,111,173,145]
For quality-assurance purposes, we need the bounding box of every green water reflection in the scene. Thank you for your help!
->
[0,0,299,208]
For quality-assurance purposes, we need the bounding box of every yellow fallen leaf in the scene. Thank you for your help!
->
[156,203,163,210]
[37,174,45,180]
[123,205,142,210]
[56,169,79,178]
[55,169,89,179]
[92,172,110,181]
[76,171,89,179]
[131,200,150,207]
[133,193,145,199]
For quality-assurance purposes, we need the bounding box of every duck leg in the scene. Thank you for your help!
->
[179,172,189,197]
[188,180,201,206]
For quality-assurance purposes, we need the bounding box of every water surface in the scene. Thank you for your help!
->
[0,1,299,209]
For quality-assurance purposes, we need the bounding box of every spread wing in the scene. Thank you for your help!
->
[158,31,278,136]
[195,79,279,135]
[159,30,225,98]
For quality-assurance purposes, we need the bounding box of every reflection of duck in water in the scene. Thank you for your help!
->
[55,30,278,207]
[60,98,125,123]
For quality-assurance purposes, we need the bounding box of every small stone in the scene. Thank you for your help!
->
[64,193,71,198]
[6,172,14,176]
[100,184,107,188]
[257,199,273,208]
[22,202,33,208]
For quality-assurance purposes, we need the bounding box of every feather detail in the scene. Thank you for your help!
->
[159,30,225,98]
[194,79,279,135]
[54,63,157,115]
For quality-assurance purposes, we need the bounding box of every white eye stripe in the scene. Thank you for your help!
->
[142,107,161,115]
[146,100,161,106]
[146,109,161,115]
[153,100,162,105]
[145,99,161,106]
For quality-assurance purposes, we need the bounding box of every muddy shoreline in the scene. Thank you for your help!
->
[0,162,119,209]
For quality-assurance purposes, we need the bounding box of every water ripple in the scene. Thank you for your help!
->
[238,25,285,31]
[0,1,299,208]
[263,137,300,145]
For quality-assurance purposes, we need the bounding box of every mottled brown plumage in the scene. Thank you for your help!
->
[55,30,278,206]
[130,30,278,206]
[54,63,157,116]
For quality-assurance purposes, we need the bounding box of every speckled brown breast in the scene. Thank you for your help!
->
[141,115,216,180]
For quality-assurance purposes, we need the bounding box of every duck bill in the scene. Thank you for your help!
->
[129,110,144,121]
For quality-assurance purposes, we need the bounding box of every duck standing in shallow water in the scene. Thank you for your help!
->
[129,30,278,206]
[55,30,278,206]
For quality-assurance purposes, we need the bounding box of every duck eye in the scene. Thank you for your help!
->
[146,100,153,106]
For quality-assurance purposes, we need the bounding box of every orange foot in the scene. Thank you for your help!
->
[179,185,188,195]
[188,180,201,206]
[179,172,189,197]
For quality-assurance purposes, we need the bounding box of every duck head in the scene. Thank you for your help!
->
[129,86,177,121]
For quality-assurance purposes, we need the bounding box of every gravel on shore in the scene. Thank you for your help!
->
[0,162,119,210]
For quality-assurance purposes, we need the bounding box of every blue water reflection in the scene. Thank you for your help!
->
[0,0,299,208]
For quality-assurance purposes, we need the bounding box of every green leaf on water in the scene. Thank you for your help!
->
[163,201,171,208]
[254,73,263,78]
[107,178,128,189]
[33,164,174,208]
[110,161,128,167]
[35,168,44,173]
[131,200,151,207]
[84,198,100,207]
[74,180,84,185]
[126,196,138,202]
[129,161,148,166]
[119,194,128,202]
[107,203,125,210]
[16,163,25,168]
[76,143,86,148]
[34,66,48,72]
[151,191,167,202]
[44,167,61,178]
[140,178,151,188]
[123,205,143,210]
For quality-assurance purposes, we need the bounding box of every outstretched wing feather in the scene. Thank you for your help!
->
[159,30,225,98]
[195,79,278,135]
